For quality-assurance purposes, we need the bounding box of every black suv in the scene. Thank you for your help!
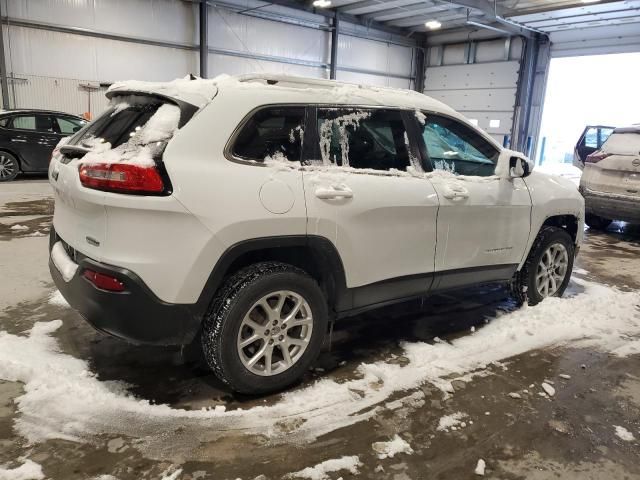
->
[0,109,87,181]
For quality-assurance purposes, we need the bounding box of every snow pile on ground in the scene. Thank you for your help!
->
[474,459,486,476]
[159,468,182,480]
[287,456,361,480]
[48,291,69,307]
[372,435,413,459]
[10,224,28,231]
[436,412,468,432]
[614,426,635,442]
[1,277,639,459]
[0,459,44,480]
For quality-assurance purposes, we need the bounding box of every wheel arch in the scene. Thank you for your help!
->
[194,235,350,320]
[0,148,22,171]
[541,214,579,244]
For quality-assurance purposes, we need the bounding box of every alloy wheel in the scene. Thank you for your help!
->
[535,243,569,298]
[236,290,313,376]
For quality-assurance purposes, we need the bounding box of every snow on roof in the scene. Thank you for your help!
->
[107,73,457,116]
[107,76,220,108]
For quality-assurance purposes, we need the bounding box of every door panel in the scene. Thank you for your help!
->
[417,112,532,277]
[8,114,61,172]
[303,107,439,297]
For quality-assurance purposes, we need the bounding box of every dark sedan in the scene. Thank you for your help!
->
[0,109,87,181]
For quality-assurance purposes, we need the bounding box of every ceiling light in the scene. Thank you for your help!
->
[313,0,332,7]
[425,20,442,30]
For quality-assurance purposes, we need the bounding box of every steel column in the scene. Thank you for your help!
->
[330,12,339,80]
[512,33,542,153]
[199,0,208,78]
[0,3,11,108]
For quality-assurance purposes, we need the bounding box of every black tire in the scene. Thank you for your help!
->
[0,152,19,182]
[511,226,575,306]
[201,262,328,395]
[585,213,612,231]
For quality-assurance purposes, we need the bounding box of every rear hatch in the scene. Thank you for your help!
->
[582,128,640,198]
[49,79,217,259]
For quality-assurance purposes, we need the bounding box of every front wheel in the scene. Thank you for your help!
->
[511,226,575,306]
[201,262,328,394]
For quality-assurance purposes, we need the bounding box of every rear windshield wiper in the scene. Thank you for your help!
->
[59,145,91,159]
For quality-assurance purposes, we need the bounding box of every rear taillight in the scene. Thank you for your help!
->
[78,163,164,194]
[585,151,611,164]
[82,269,125,292]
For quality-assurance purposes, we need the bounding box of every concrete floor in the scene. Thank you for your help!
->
[1,178,639,480]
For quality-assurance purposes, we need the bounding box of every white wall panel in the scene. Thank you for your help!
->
[337,32,413,81]
[7,0,197,44]
[8,74,110,117]
[209,54,326,79]
[336,70,411,89]
[424,44,521,145]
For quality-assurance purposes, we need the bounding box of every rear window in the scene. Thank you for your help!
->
[602,132,640,155]
[73,100,172,149]
[65,96,183,166]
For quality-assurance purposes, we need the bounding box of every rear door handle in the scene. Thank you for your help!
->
[315,186,354,200]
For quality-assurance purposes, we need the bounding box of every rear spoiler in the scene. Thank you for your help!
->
[105,91,198,129]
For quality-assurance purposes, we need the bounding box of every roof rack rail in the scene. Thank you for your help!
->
[235,73,422,96]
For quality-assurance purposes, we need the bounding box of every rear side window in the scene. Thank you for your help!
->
[317,108,411,171]
[11,115,36,131]
[232,107,305,162]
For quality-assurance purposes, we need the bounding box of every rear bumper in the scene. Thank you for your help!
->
[49,231,202,346]
[581,187,640,223]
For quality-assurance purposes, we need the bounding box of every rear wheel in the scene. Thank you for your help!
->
[201,262,328,394]
[585,213,612,230]
[0,152,19,182]
[512,226,574,306]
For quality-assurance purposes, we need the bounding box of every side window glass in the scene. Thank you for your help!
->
[232,107,305,162]
[56,116,85,135]
[419,113,499,177]
[0,118,8,127]
[11,116,37,131]
[35,115,56,133]
[583,127,598,148]
[317,108,411,171]
[598,127,614,148]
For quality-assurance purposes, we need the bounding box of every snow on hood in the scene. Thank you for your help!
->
[107,75,221,108]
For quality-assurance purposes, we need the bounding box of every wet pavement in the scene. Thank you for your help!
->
[1,179,639,479]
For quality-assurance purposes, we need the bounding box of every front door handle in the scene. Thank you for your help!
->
[315,186,354,200]
[441,184,469,200]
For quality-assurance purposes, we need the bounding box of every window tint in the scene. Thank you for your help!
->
[11,116,36,131]
[232,107,305,162]
[317,108,411,171]
[419,114,499,176]
[56,116,85,135]
[74,102,164,149]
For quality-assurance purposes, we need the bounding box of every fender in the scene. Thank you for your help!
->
[192,235,351,319]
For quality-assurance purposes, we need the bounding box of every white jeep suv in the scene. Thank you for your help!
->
[49,75,584,394]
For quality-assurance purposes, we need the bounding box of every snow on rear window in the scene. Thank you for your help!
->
[74,98,181,166]
[602,132,640,155]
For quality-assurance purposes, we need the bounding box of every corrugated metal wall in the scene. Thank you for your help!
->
[423,37,524,145]
[1,0,417,117]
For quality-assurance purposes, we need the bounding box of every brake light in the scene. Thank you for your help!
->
[78,163,164,194]
[82,269,125,292]
[585,151,611,164]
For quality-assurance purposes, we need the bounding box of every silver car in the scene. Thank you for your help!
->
[580,126,640,229]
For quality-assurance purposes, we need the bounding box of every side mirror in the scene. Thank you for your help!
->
[496,149,534,178]
[509,156,530,178]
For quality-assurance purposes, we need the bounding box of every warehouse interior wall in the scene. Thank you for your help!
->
[1,0,417,117]
[423,36,524,146]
